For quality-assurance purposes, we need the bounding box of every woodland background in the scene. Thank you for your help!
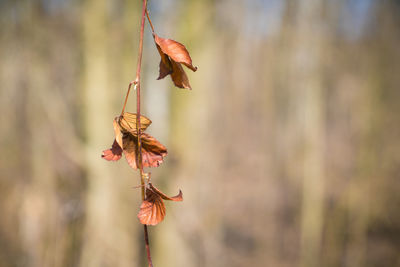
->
[1,0,400,267]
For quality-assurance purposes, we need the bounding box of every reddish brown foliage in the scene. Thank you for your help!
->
[154,34,197,89]
[101,139,122,161]
[122,132,167,169]
[138,183,183,225]
[102,113,167,169]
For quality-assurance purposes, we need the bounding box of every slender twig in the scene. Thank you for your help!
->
[120,80,137,116]
[135,0,153,266]
[136,0,146,199]
[145,8,155,34]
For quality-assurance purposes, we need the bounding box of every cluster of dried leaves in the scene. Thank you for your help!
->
[102,113,167,169]
[102,29,196,225]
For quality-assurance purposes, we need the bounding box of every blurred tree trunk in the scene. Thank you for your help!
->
[79,0,112,266]
[291,1,326,267]
[15,3,76,267]
[79,0,138,266]
[344,4,398,266]
[80,0,145,266]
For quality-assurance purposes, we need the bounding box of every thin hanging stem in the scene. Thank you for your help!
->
[144,225,152,266]
[135,0,153,266]
[145,8,155,34]
[136,1,145,199]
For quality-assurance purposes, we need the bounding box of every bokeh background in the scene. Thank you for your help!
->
[1,0,400,266]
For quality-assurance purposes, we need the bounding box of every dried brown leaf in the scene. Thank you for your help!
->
[153,34,197,90]
[102,139,123,161]
[117,112,152,133]
[137,190,166,225]
[137,183,183,225]
[122,132,167,170]
[154,34,197,71]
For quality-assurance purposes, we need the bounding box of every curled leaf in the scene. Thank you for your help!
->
[137,183,183,225]
[148,183,183,201]
[154,34,197,71]
[123,132,167,170]
[154,34,197,89]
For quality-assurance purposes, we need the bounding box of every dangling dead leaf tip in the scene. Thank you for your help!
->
[174,190,183,201]
[175,190,183,201]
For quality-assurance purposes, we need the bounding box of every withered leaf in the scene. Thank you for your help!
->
[117,112,152,134]
[113,113,151,149]
[154,34,197,71]
[154,34,197,89]
[137,183,183,225]
[102,139,123,161]
[123,132,167,170]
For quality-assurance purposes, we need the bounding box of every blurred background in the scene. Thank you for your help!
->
[1,0,400,266]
